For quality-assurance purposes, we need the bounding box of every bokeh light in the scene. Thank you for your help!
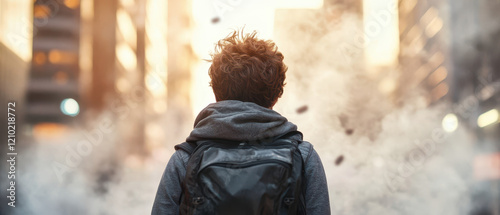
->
[60,98,80,117]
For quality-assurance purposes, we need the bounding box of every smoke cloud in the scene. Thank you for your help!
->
[273,5,479,215]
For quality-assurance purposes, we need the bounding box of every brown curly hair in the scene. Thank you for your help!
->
[208,30,288,108]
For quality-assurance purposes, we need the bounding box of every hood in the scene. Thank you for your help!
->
[186,100,298,143]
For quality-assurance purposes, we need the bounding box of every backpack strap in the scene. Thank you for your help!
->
[274,130,303,143]
[174,142,197,155]
[276,130,306,214]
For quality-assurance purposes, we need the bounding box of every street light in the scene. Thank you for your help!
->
[60,98,80,117]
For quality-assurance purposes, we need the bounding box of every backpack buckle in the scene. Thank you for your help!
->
[283,197,295,206]
[193,197,205,205]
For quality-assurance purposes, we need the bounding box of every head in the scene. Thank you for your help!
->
[208,30,288,109]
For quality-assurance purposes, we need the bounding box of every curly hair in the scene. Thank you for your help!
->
[208,30,288,108]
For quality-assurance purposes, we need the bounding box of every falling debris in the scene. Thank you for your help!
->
[296,105,308,114]
[211,17,220,24]
[335,155,344,166]
[345,128,354,135]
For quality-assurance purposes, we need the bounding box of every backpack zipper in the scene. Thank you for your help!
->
[198,159,291,175]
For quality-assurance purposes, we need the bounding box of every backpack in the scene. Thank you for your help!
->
[174,131,307,215]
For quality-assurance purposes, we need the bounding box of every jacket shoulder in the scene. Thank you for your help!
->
[298,141,314,163]
[172,147,191,168]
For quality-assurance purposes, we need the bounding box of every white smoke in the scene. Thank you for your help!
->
[273,5,479,215]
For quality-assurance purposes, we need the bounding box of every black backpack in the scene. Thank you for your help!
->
[174,131,306,215]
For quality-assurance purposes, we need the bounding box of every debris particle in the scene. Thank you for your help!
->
[335,155,344,166]
[345,129,354,135]
[211,17,220,24]
[296,105,308,114]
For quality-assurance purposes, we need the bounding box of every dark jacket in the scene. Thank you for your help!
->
[152,100,331,214]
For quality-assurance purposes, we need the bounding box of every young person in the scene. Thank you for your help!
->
[152,30,331,215]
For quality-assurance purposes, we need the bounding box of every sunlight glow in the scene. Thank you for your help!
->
[363,0,400,67]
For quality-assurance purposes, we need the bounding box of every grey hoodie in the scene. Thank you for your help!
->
[152,100,331,215]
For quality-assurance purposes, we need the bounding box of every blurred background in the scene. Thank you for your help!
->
[0,0,499,214]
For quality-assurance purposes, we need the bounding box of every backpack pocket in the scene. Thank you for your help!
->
[192,147,294,215]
